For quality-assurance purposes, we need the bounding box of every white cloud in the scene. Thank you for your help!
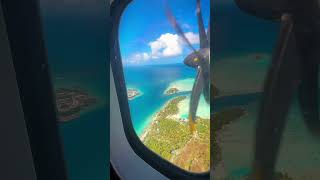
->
[149,33,183,57]
[127,32,199,64]
[127,52,151,64]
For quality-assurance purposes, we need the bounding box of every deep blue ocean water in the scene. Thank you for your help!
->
[41,8,108,180]
[59,107,107,180]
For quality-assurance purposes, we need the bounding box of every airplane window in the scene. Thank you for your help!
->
[213,1,320,180]
[119,0,210,173]
[39,1,108,180]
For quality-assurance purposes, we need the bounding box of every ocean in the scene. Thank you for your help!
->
[123,63,198,135]
[58,106,108,180]
[40,8,108,180]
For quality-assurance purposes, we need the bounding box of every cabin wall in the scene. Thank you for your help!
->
[0,3,37,180]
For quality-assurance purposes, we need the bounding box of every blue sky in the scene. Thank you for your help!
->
[119,0,210,66]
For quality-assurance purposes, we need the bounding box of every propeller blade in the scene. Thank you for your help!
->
[199,57,210,104]
[298,55,320,137]
[196,0,209,48]
[189,66,205,133]
[252,14,302,180]
[165,2,197,52]
[234,0,288,20]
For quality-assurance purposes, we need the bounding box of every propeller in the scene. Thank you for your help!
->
[196,0,209,48]
[165,0,210,134]
[235,0,320,179]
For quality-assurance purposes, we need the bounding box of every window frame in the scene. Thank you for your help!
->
[110,0,210,179]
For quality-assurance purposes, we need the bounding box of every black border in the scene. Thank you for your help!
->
[1,0,67,179]
[110,0,210,179]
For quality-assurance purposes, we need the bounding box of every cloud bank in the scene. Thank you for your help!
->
[127,32,199,64]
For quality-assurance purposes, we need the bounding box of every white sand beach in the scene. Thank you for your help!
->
[176,95,210,120]
[164,78,195,94]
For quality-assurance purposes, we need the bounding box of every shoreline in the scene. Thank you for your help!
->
[139,91,256,139]
[163,78,194,95]
[137,76,260,141]
[139,94,211,140]
[139,95,210,172]
[127,88,143,100]
[56,87,100,123]
[139,97,175,141]
[58,99,103,123]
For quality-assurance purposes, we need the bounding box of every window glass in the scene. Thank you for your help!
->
[120,0,210,173]
[39,1,108,180]
[213,1,320,180]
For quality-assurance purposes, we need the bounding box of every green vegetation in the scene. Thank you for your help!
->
[144,118,192,160]
[143,96,191,160]
[141,95,247,173]
[196,118,210,143]
[142,96,210,172]
[157,96,185,118]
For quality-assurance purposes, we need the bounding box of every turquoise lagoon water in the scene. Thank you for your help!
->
[123,63,204,135]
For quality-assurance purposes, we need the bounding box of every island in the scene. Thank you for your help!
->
[127,88,141,100]
[164,78,220,98]
[140,93,248,173]
[164,78,194,95]
[55,88,97,122]
[165,87,179,95]
[140,96,210,172]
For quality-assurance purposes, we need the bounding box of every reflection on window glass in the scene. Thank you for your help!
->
[120,0,210,173]
[212,1,277,178]
[39,1,108,180]
[213,1,320,180]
